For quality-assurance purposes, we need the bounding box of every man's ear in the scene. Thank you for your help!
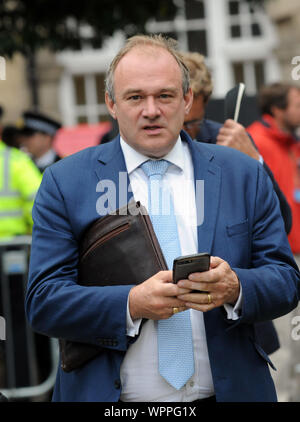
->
[105,92,117,119]
[184,87,194,115]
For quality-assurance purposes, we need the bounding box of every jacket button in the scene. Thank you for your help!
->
[114,379,121,389]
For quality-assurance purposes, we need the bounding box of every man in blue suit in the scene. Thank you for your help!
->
[26,34,299,402]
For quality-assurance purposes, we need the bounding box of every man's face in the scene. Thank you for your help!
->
[105,46,193,158]
[183,94,206,140]
[21,132,52,159]
[282,88,300,133]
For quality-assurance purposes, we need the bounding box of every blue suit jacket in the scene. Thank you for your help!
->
[25,131,299,402]
[196,118,291,355]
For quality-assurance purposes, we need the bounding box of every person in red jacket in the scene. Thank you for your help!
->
[247,83,300,254]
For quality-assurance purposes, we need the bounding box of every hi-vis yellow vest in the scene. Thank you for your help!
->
[0,142,42,238]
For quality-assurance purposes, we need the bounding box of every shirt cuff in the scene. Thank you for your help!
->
[223,284,243,320]
[126,297,142,337]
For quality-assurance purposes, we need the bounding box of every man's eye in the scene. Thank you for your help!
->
[128,95,141,101]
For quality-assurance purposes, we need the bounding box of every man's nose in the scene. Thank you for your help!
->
[142,97,160,119]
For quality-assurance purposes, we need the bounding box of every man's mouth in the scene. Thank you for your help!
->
[143,125,163,134]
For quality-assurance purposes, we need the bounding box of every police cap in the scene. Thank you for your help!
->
[21,111,61,136]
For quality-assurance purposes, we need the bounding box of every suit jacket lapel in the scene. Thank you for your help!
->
[94,136,133,215]
[182,131,222,255]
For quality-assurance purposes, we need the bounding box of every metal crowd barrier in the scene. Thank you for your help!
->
[0,236,59,401]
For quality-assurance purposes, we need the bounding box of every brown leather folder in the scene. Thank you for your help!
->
[59,200,167,372]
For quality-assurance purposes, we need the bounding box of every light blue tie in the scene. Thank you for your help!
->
[140,159,194,390]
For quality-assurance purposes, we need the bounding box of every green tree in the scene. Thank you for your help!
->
[0,0,177,106]
[0,0,177,56]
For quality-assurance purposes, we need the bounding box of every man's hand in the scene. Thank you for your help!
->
[217,119,260,161]
[176,256,240,312]
[129,270,191,321]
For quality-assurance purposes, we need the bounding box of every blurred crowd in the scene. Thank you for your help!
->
[0,50,300,400]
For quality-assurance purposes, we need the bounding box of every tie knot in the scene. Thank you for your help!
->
[140,159,170,179]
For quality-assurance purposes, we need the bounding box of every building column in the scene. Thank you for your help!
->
[205,0,233,97]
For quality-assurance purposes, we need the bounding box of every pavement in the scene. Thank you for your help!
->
[271,255,300,402]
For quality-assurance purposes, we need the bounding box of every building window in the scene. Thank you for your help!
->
[187,30,207,56]
[230,25,241,38]
[232,60,265,94]
[254,61,265,91]
[146,0,208,55]
[228,0,240,16]
[227,0,263,39]
[74,75,86,105]
[251,22,261,37]
[72,73,109,124]
[185,0,205,19]
[232,62,244,85]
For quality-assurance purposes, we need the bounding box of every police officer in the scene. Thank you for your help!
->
[19,111,62,173]
[0,139,42,238]
[0,136,41,392]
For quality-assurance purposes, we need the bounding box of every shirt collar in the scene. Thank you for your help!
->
[120,136,185,175]
[35,148,56,168]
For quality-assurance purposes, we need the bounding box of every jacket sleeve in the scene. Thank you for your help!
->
[233,164,299,324]
[25,167,132,352]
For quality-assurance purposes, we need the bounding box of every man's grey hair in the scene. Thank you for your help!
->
[105,34,190,102]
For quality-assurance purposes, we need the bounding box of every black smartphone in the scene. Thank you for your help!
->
[173,253,210,287]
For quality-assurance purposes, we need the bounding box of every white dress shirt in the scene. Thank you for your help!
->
[119,136,240,402]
